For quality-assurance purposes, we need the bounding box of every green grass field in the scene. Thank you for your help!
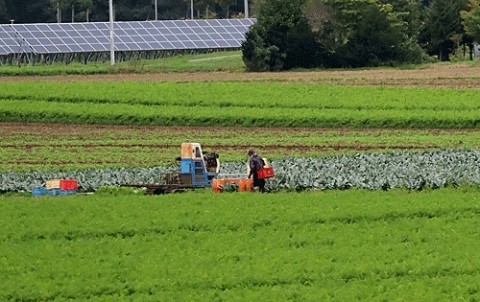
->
[1,189,480,301]
[0,51,245,76]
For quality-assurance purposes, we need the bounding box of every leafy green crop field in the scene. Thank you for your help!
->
[2,123,479,172]
[1,189,480,301]
[1,82,480,128]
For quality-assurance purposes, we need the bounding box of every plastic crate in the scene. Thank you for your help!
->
[239,178,253,192]
[59,190,77,195]
[49,189,61,196]
[32,187,48,196]
[60,179,78,191]
[46,179,61,190]
[258,167,275,179]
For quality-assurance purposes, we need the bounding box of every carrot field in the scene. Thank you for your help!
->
[1,81,480,128]
[2,189,480,301]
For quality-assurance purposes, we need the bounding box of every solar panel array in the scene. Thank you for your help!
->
[0,18,255,55]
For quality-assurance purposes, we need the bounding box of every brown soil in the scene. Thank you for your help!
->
[2,122,479,137]
[2,63,480,88]
[1,122,472,153]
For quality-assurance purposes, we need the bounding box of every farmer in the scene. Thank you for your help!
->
[247,149,266,193]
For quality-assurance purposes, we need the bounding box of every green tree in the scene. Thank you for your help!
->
[183,0,217,19]
[0,0,7,22]
[304,0,337,54]
[420,0,468,61]
[215,0,236,17]
[115,0,151,21]
[461,0,480,42]
[4,0,53,23]
[384,0,425,62]
[344,3,405,66]
[47,0,92,22]
[316,0,423,67]
[51,0,66,22]
[242,0,319,71]
[71,0,93,22]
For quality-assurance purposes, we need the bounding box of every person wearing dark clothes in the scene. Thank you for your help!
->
[248,149,266,193]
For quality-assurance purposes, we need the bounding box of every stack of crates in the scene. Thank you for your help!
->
[32,179,79,196]
[212,178,253,193]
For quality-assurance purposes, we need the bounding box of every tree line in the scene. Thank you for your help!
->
[0,0,253,24]
[242,0,480,70]
[1,0,479,69]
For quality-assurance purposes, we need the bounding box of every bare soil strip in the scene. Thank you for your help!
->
[2,63,480,88]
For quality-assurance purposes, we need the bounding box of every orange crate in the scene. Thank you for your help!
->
[60,179,78,191]
[46,179,61,190]
[239,178,253,191]
[212,179,225,193]
[258,167,274,179]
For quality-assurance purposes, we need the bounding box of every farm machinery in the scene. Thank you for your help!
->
[127,142,221,194]
[126,142,274,194]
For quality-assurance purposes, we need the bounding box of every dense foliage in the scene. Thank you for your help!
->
[241,0,320,71]
[461,0,480,43]
[0,0,253,23]
[420,0,469,61]
[242,0,474,70]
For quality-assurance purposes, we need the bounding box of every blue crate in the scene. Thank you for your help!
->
[180,159,193,174]
[58,190,77,196]
[48,189,61,196]
[32,187,47,196]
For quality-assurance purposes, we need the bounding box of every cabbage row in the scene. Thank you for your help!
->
[2,149,480,193]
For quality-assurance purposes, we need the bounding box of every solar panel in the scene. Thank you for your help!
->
[1,18,255,55]
[0,26,13,54]
[0,25,32,55]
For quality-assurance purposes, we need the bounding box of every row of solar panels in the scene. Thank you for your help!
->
[0,18,255,55]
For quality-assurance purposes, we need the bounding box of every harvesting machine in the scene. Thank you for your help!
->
[127,142,221,194]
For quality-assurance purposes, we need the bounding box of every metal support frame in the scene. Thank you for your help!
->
[109,0,115,66]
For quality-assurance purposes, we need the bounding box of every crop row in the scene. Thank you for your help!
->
[1,82,480,110]
[1,82,480,128]
[2,149,480,192]
[2,98,480,128]
[1,189,480,301]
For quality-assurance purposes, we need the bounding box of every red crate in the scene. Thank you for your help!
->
[258,167,275,179]
[60,179,78,191]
